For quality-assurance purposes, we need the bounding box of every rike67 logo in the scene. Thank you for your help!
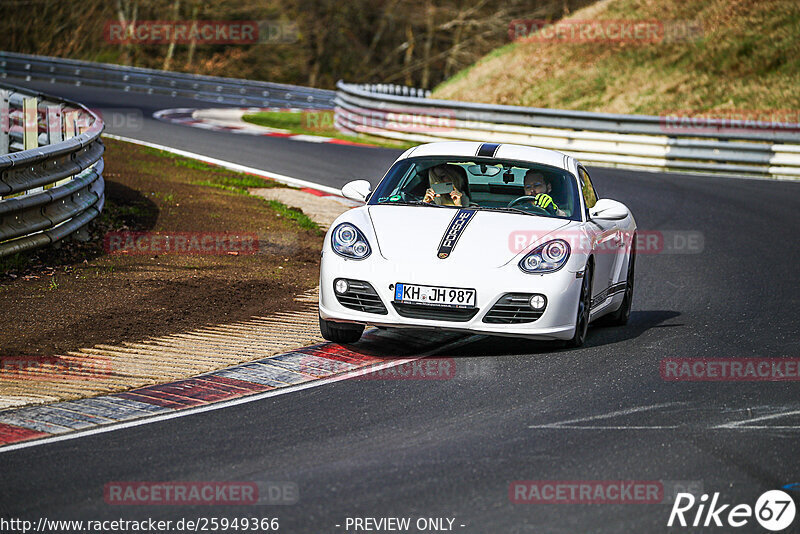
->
[668,490,796,531]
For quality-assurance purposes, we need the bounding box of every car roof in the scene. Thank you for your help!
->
[398,141,572,171]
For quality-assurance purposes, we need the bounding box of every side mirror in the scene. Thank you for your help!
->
[341,180,372,203]
[590,199,629,220]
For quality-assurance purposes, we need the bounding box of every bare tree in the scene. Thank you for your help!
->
[0,0,597,87]
[185,3,198,67]
[162,0,180,71]
[115,0,138,66]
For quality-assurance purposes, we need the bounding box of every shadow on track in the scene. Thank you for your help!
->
[586,309,682,346]
[418,309,682,358]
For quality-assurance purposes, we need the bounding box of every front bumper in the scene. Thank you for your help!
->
[319,252,583,340]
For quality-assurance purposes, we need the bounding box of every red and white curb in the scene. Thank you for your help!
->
[0,330,480,452]
[153,107,380,147]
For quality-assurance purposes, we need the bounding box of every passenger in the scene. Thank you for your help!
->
[422,164,470,207]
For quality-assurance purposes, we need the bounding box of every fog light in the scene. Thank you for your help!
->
[334,279,349,294]
[529,294,546,310]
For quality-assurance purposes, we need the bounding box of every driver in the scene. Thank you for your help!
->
[522,170,565,216]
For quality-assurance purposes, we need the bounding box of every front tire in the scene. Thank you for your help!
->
[566,262,593,348]
[319,315,364,344]
[598,247,635,327]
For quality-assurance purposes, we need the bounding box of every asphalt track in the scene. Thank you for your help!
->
[2,79,800,533]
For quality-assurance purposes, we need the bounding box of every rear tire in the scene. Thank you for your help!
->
[319,315,364,344]
[597,247,635,327]
[566,262,593,348]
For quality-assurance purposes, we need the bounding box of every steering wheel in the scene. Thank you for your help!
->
[507,196,550,215]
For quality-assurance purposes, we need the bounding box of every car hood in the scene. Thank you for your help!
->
[367,205,573,268]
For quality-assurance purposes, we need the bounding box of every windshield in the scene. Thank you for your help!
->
[369,156,582,221]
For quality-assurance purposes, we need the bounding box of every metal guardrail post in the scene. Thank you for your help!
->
[47,104,71,188]
[64,110,76,139]
[46,104,62,145]
[22,96,42,194]
[22,96,37,150]
[0,89,7,155]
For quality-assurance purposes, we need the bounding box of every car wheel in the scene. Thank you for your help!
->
[319,315,364,344]
[598,247,635,327]
[566,262,592,348]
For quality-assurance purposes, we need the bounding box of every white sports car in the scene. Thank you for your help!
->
[319,142,636,347]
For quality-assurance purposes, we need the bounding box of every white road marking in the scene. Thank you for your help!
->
[528,403,800,430]
[529,425,684,430]
[289,134,332,143]
[713,409,800,429]
[527,402,686,429]
[102,133,344,196]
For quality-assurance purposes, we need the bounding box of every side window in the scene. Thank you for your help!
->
[578,167,598,209]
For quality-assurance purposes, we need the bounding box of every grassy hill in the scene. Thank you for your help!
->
[433,0,800,115]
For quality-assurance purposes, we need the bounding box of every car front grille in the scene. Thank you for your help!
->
[391,302,479,322]
[334,279,388,315]
[482,293,545,324]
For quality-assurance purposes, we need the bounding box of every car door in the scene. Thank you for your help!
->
[578,167,617,306]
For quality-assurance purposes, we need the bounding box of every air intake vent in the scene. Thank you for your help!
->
[334,279,388,315]
[392,302,478,322]
[483,293,545,324]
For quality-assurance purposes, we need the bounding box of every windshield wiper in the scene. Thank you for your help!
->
[377,200,449,208]
[472,205,535,216]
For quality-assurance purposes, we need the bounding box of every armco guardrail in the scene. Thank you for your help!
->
[0,51,335,109]
[335,82,800,179]
[0,82,104,257]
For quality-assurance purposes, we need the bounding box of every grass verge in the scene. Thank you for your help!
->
[241,110,417,149]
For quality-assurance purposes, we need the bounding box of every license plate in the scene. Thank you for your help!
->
[394,283,476,308]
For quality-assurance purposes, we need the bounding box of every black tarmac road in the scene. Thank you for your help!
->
[1,79,799,534]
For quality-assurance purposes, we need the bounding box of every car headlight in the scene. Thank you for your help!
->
[519,239,570,273]
[331,223,371,260]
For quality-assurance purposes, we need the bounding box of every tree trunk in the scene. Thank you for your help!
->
[115,0,137,66]
[186,4,198,68]
[444,9,463,78]
[364,0,400,65]
[162,0,181,71]
[420,0,435,89]
[403,23,415,86]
